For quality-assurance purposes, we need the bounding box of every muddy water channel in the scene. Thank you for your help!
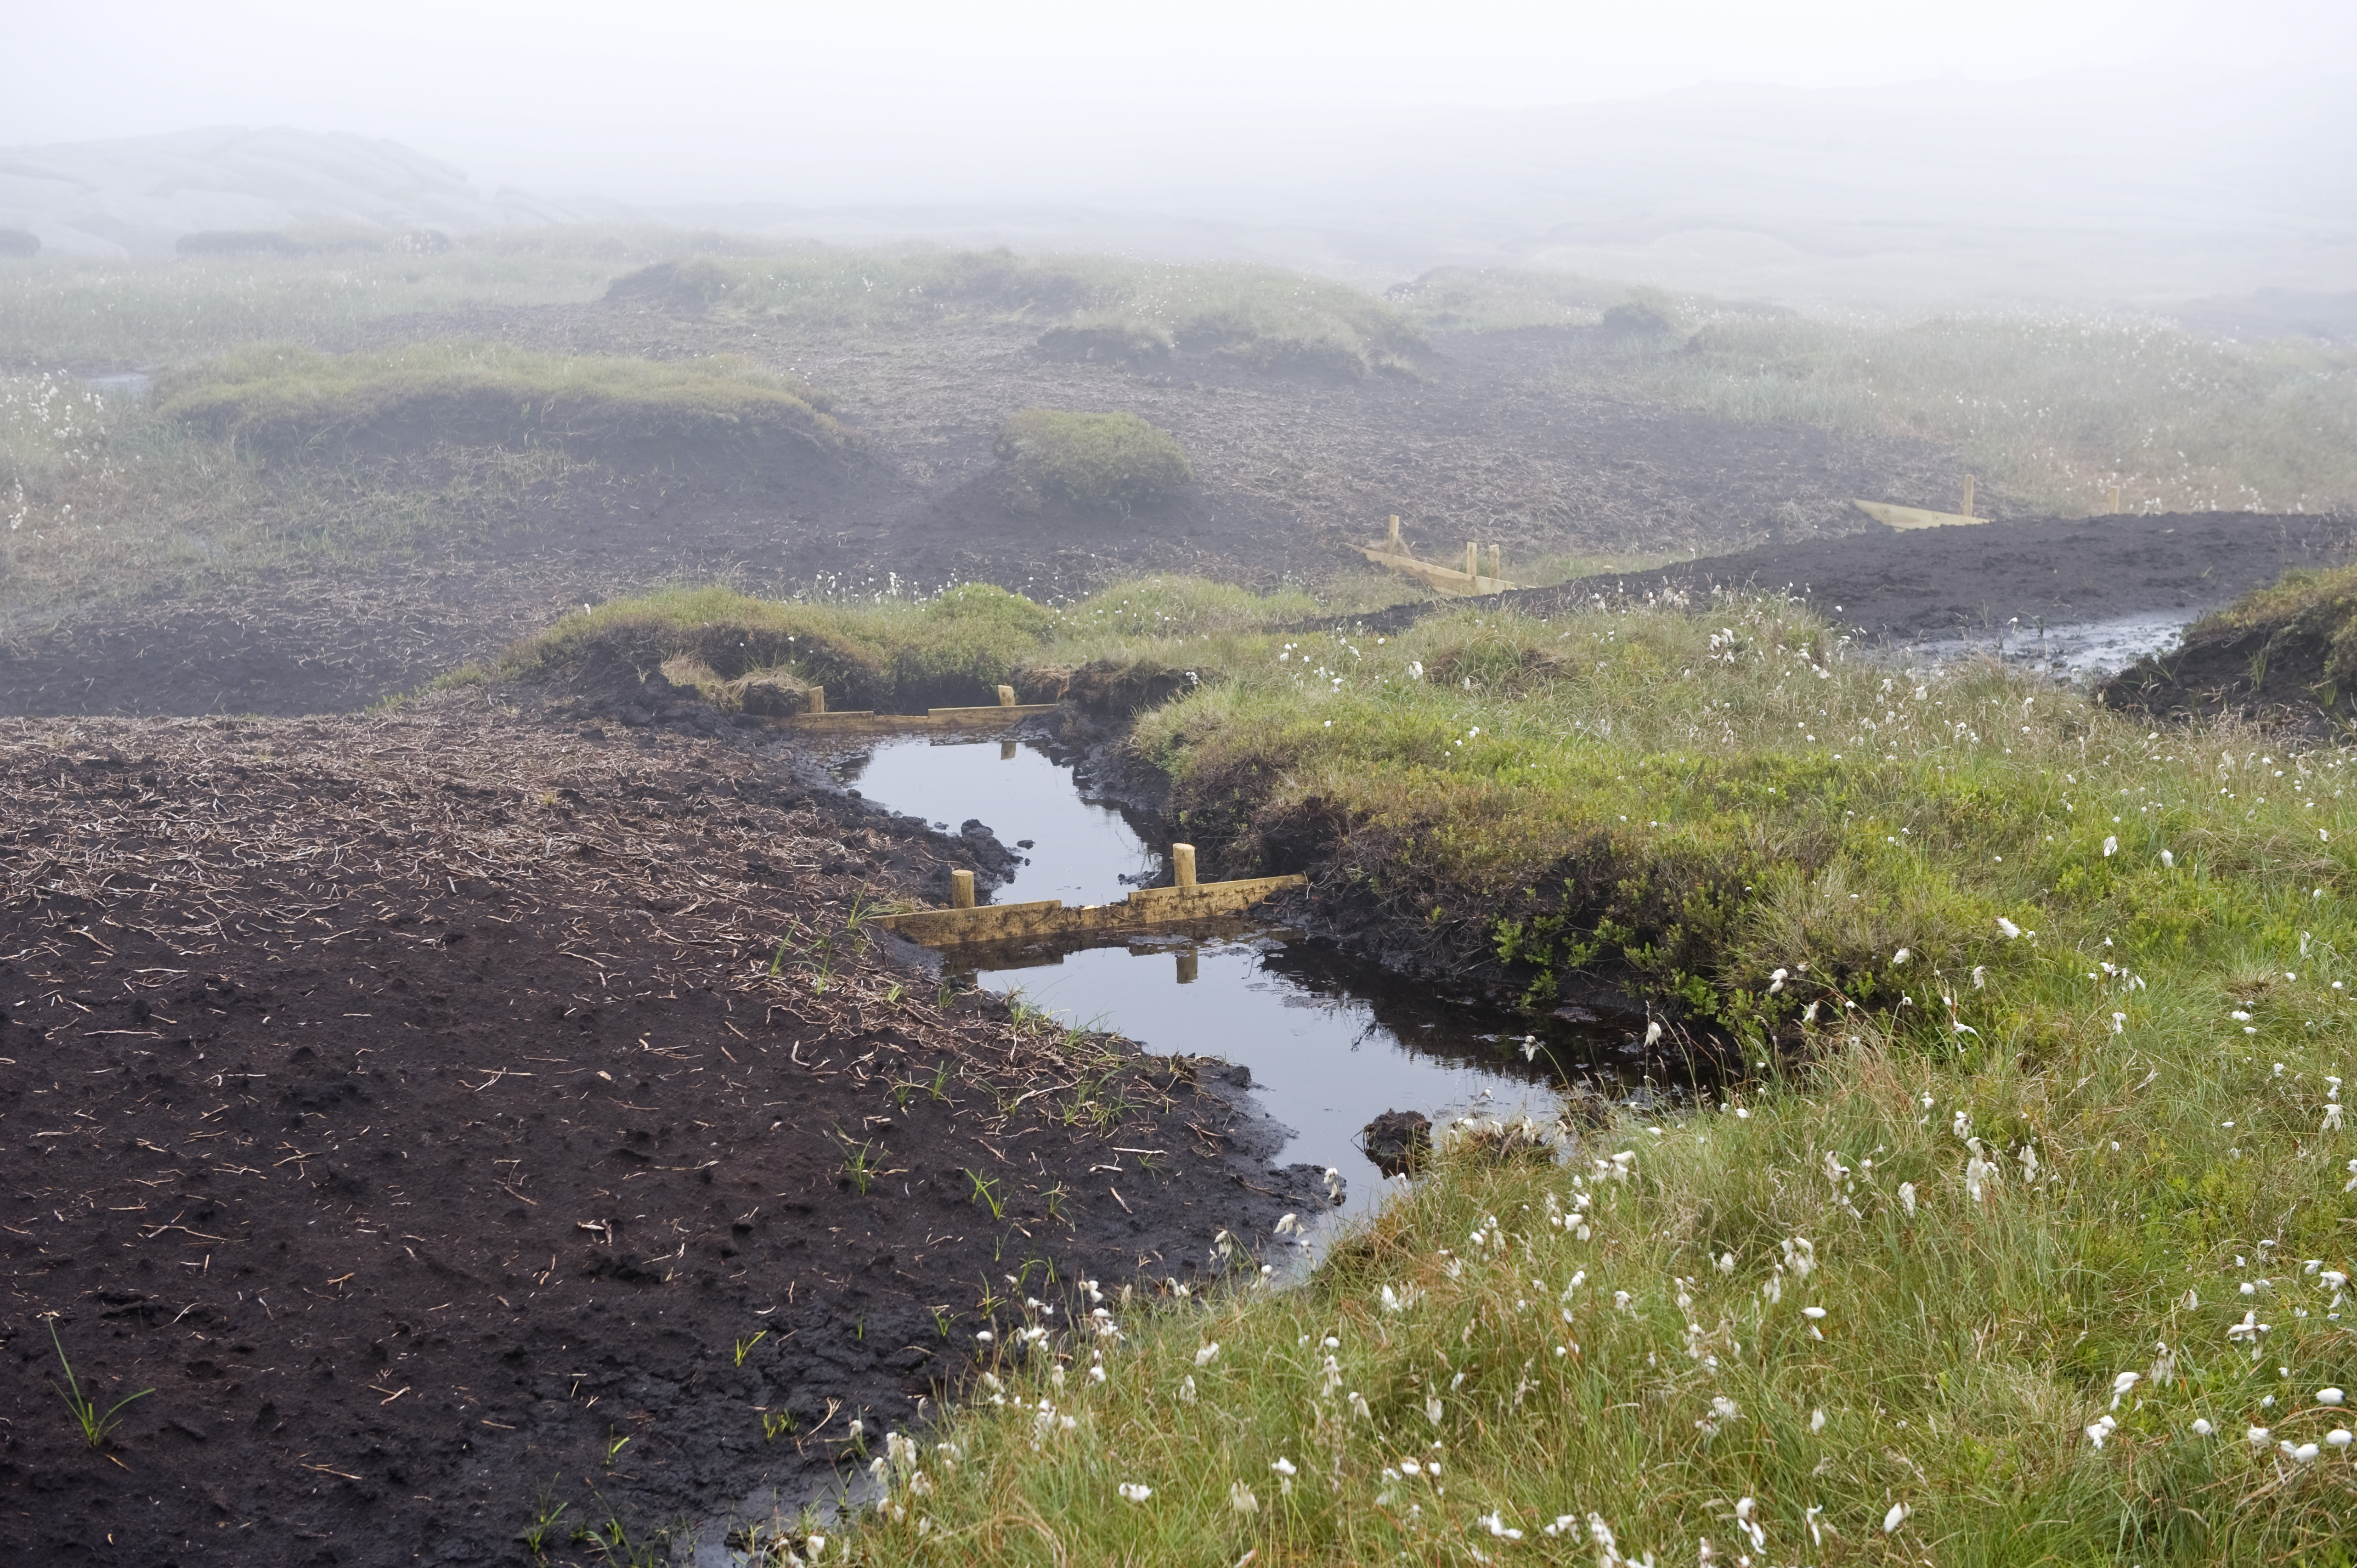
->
[831,735,1650,1218]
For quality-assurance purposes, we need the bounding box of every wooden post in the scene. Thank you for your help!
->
[1464,541,1479,580]
[807,685,825,715]
[950,869,974,908]
[2108,484,2121,515]
[1960,476,1975,518]
[1487,543,1501,582]
[1175,948,1198,984]
[1386,514,1402,554]
[1171,843,1197,889]
[997,683,1016,707]
[999,739,1017,760]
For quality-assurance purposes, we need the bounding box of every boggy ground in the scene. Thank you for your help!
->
[0,690,1326,1568]
[2,309,1967,721]
[1357,509,2357,646]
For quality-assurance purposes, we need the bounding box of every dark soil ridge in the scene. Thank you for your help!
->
[1346,511,2357,647]
[2097,585,2357,738]
[0,695,1327,1568]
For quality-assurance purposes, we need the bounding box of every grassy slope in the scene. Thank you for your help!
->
[670,581,2357,1566]
[634,249,1430,377]
[153,341,849,453]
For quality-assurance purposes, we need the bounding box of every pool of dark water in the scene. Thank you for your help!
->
[829,734,1652,1218]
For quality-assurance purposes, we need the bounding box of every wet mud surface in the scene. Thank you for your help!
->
[1363,510,2357,652]
[0,695,1325,1567]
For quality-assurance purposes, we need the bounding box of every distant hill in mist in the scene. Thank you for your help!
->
[4,64,2351,313]
[0,126,609,257]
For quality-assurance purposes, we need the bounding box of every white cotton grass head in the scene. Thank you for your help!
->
[1118,1482,1152,1503]
[1227,1480,1258,1516]
[1882,1502,1910,1534]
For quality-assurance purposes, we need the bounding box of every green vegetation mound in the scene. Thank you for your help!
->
[603,246,1424,378]
[2103,560,2357,733]
[745,578,2357,1567]
[155,342,855,460]
[992,409,1192,513]
[497,583,1060,713]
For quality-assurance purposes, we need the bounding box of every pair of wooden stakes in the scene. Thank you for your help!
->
[1360,515,1518,595]
[944,843,1201,909]
[876,842,1308,948]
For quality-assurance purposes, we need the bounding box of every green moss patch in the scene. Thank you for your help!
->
[156,342,854,460]
[992,409,1192,513]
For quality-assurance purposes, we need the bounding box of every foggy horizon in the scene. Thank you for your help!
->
[6,0,2355,308]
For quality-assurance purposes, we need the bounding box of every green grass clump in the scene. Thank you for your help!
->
[792,586,2357,1564]
[1637,312,2357,517]
[993,409,1191,513]
[500,582,1063,712]
[609,246,1427,377]
[155,341,851,458]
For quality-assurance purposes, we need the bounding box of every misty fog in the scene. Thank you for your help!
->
[5,0,2353,309]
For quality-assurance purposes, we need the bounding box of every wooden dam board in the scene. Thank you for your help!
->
[872,874,1309,947]
[1356,545,1518,597]
[784,703,1063,731]
[1850,500,1988,531]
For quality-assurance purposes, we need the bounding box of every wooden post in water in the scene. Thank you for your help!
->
[807,685,826,715]
[1487,543,1501,582]
[1464,541,1479,580]
[999,739,1017,760]
[1960,476,1975,518]
[1176,948,1198,984]
[950,869,975,908]
[997,684,1016,707]
[1171,843,1197,889]
[1386,514,1402,555]
[2108,484,2122,515]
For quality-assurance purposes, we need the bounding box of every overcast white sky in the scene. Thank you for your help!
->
[10,0,2351,203]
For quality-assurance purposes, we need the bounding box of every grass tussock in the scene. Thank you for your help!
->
[0,365,600,610]
[608,247,1430,378]
[155,341,851,459]
[992,409,1192,513]
[682,581,2357,1565]
[499,582,1063,713]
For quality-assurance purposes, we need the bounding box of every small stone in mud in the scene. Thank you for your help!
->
[1016,839,1034,849]
[1360,1109,1432,1177]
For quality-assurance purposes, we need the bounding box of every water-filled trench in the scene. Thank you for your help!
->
[829,733,1661,1218]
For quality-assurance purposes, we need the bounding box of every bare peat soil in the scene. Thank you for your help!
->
[2,315,1963,721]
[1357,510,2357,646]
[0,694,1324,1568]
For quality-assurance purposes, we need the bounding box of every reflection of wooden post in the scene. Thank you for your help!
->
[1464,541,1479,580]
[1487,543,1501,581]
[1171,843,1197,889]
[997,684,1016,707]
[950,869,974,908]
[808,685,826,715]
[1960,476,1975,518]
[1176,948,1198,984]
[2108,484,2121,515]
[1386,514,1402,554]
[999,739,1017,760]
